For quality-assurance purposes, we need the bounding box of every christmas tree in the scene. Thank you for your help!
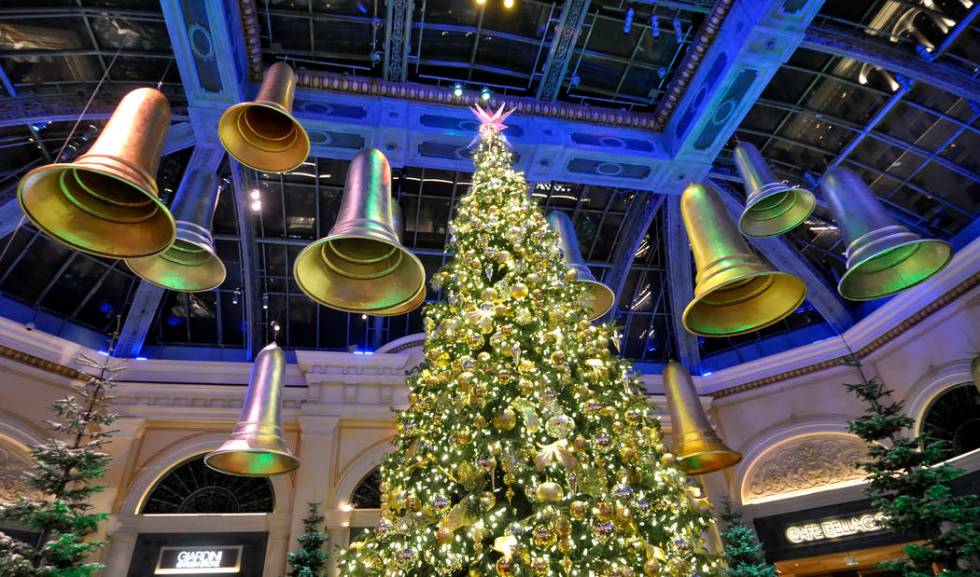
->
[339,105,718,577]
[719,503,776,577]
[0,324,123,577]
[844,357,980,577]
[286,503,329,577]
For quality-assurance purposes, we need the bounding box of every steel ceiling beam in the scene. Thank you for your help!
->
[801,23,980,103]
[601,191,666,321]
[383,0,414,82]
[115,146,225,358]
[536,0,591,101]
[229,161,264,360]
[712,179,854,334]
[664,196,700,372]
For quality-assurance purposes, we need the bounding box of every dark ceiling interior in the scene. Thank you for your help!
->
[0,0,976,372]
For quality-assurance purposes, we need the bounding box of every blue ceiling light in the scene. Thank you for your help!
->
[480,87,491,101]
[624,6,635,34]
[453,83,464,98]
[673,17,682,43]
[651,16,660,38]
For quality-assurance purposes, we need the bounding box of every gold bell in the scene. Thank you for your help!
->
[125,169,226,292]
[294,148,426,315]
[17,88,175,258]
[663,360,741,475]
[218,62,310,173]
[733,141,815,237]
[546,210,614,320]
[680,182,807,337]
[205,342,300,476]
[821,167,951,301]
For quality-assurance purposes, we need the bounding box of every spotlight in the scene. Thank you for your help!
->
[249,188,261,200]
[271,321,281,333]
[480,87,491,101]
[262,293,269,310]
[361,314,368,320]
[503,0,514,7]
[453,82,464,98]
[250,199,262,212]
[232,288,240,305]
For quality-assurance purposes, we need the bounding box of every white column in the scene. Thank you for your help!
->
[285,415,340,568]
[91,417,146,554]
[101,528,138,577]
[263,513,293,577]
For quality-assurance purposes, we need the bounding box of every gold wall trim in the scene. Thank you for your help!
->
[0,343,89,382]
[711,273,980,399]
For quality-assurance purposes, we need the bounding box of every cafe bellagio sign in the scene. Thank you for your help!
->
[785,512,886,544]
[155,545,243,574]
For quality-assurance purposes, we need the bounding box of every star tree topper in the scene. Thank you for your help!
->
[468,103,515,147]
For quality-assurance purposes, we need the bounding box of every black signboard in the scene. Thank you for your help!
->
[127,533,267,577]
[155,546,243,574]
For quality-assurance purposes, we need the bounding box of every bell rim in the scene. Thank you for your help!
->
[738,185,816,238]
[374,283,427,317]
[579,280,614,321]
[678,449,743,475]
[125,250,227,293]
[837,238,952,301]
[294,234,427,315]
[203,447,301,477]
[682,270,807,337]
[218,101,311,174]
[17,162,176,259]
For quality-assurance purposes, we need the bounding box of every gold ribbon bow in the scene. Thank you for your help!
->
[534,439,578,472]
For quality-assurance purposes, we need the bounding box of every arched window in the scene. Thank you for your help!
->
[922,384,980,459]
[351,467,382,509]
[141,455,274,514]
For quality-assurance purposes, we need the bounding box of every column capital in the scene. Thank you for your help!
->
[298,414,340,436]
[111,416,147,439]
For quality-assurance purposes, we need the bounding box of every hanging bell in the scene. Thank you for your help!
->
[205,342,300,476]
[663,360,741,475]
[294,148,426,315]
[17,88,175,258]
[218,61,310,173]
[125,169,226,292]
[546,211,614,320]
[821,167,951,301]
[733,141,815,237]
[378,199,426,315]
[680,182,807,337]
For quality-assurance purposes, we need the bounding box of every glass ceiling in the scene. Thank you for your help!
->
[0,0,976,372]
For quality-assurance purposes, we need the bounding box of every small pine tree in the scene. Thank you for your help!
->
[286,503,329,577]
[844,356,980,577]
[719,502,777,577]
[0,321,124,577]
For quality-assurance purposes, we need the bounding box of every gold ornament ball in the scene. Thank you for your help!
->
[619,445,637,462]
[474,415,487,428]
[493,408,518,431]
[510,283,529,299]
[533,525,557,548]
[481,287,498,301]
[531,558,549,577]
[496,558,514,576]
[480,491,497,510]
[554,516,572,537]
[643,559,661,577]
[661,452,676,466]
[455,430,472,446]
[569,500,588,520]
[535,481,564,502]
[436,527,453,545]
[593,502,613,522]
